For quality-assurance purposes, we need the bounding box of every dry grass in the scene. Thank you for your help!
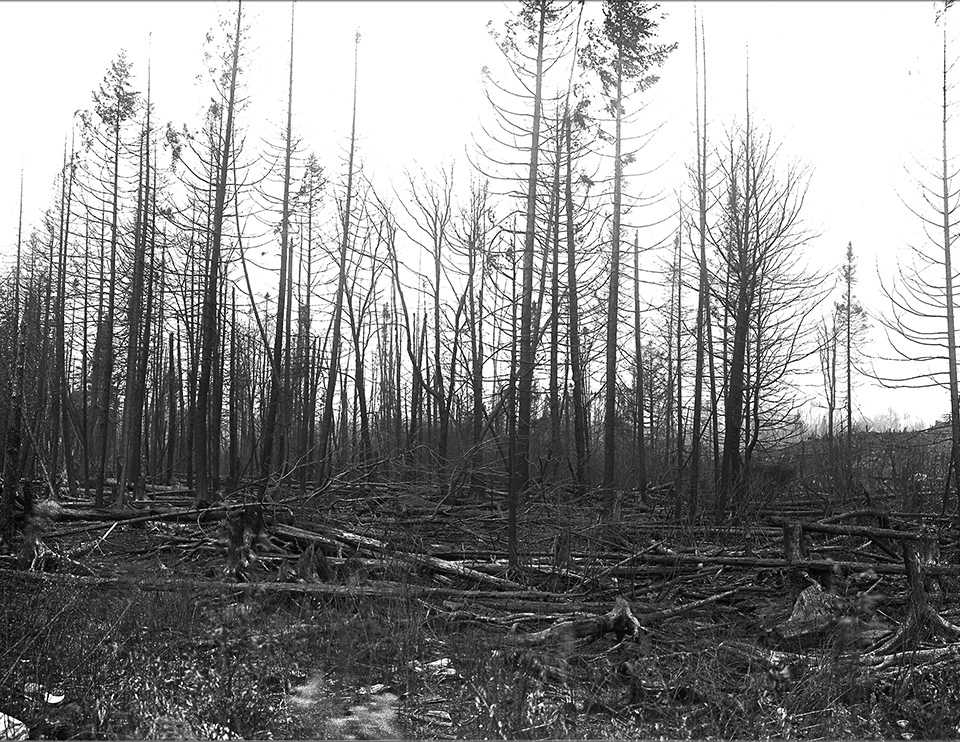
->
[4,572,960,739]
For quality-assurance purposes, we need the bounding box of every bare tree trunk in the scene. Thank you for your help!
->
[57,136,79,499]
[719,66,753,514]
[345,277,373,465]
[940,16,960,513]
[212,275,227,490]
[118,80,151,506]
[139,165,156,496]
[565,110,587,491]
[707,285,721,494]
[548,119,562,482]
[195,0,242,507]
[838,242,851,501]
[688,13,708,524]
[467,199,486,496]
[166,332,176,485]
[301,214,315,493]
[318,32,360,483]
[260,3,296,496]
[511,1,547,570]
[1,175,24,543]
[675,229,684,490]
[94,95,124,507]
[633,233,647,501]
[603,60,625,495]
[82,227,91,493]
[665,250,675,476]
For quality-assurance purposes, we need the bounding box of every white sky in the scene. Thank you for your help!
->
[0,0,954,427]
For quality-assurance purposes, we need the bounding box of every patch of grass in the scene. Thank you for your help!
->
[5,570,960,740]
[0,579,300,739]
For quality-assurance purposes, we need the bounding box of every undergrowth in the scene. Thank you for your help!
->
[3,572,960,739]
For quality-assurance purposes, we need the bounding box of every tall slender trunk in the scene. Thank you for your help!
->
[603,57,624,494]
[675,229,684,485]
[665,255,675,471]
[432,216,448,480]
[941,15,960,514]
[565,110,587,490]
[94,94,124,506]
[719,64,753,513]
[318,32,360,483]
[228,289,240,490]
[301,213,315,492]
[688,13,708,523]
[81,227,91,492]
[195,0,242,507]
[548,119,562,481]
[511,1,547,569]
[633,234,647,501]
[1,174,25,542]
[166,332,176,485]
[508,231,519,523]
[707,278,721,493]
[57,136,79,498]
[118,75,151,505]
[468,212,485,495]
[212,275,226,489]
[260,3,296,495]
[346,279,372,464]
[844,241,855,498]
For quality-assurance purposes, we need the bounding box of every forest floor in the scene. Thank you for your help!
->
[3,479,960,739]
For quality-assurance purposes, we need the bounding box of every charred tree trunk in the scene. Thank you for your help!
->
[195,1,242,507]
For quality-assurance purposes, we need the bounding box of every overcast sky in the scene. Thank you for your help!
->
[0,1,954,426]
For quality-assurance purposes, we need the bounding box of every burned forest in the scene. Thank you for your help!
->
[3,1,960,739]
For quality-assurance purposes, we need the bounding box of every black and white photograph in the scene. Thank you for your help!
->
[1,1,960,738]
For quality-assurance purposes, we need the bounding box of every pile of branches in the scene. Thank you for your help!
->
[3,485,960,681]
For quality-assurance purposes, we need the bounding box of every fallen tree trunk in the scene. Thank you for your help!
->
[273,523,524,591]
[47,504,248,538]
[600,553,960,577]
[776,518,938,543]
[501,589,744,649]
[0,567,515,600]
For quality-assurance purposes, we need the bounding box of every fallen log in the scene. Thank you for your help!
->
[0,568,518,601]
[47,504,248,538]
[817,509,888,526]
[637,588,741,624]
[776,519,939,543]
[598,553,960,577]
[723,638,960,675]
[273,523,524,590]
[866,642,960,670]
[471,597,642,614]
